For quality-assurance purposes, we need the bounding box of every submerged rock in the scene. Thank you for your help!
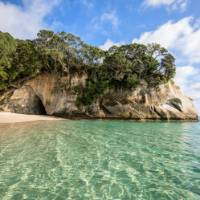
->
[0,74,198,120]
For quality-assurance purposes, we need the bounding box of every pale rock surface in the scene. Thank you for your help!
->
[0,74,198,120]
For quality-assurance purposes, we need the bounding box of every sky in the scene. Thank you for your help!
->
[0,0,200,113]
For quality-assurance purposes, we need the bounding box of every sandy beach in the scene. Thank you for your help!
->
[0,112,62,124]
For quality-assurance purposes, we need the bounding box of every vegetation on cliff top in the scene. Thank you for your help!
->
[0,30,176,105]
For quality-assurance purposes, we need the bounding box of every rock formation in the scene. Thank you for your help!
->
[0,74,198,120]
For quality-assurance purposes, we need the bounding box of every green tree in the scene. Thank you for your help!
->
[10,40,41,81]
[0,30,176,102]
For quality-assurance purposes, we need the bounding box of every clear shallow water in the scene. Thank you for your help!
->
[0,120,200,200]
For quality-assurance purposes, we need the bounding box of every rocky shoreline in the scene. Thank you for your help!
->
[0,74,198,121]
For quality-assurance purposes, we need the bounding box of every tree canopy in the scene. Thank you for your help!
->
[0,30,176,104]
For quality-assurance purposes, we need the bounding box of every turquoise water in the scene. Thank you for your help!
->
[0,120,200,200]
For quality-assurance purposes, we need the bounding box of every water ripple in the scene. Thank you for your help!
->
[0,120,200,199]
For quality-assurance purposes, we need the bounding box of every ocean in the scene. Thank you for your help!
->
[0,120,200,200]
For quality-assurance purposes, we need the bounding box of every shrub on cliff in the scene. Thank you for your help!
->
[0,30,176,104]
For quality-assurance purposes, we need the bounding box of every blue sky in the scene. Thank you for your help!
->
[0,0,200,113]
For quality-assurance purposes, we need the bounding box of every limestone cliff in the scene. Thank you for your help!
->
[0,74,198,120]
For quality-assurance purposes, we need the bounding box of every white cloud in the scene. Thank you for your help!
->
[144,0,188,11]
[81,0,94,8]
[99,39,123,50]
[175,66,200,113]
[133,17,200,64]
[175,66,197,89]
[191,83,200,90]
[0,0,60,39]
[101,11,119,28]
[91,10,119,32]
[133,17,200,114]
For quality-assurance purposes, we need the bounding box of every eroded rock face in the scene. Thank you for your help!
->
[1,85,46,115]
[0,73,198,120]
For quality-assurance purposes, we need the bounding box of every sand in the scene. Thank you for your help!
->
[0,112,63,124]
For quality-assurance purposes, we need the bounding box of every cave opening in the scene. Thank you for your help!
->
[36,96,47,115]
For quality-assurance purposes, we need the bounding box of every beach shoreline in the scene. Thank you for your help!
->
[0,112,63,124]
[0,112,198,124]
